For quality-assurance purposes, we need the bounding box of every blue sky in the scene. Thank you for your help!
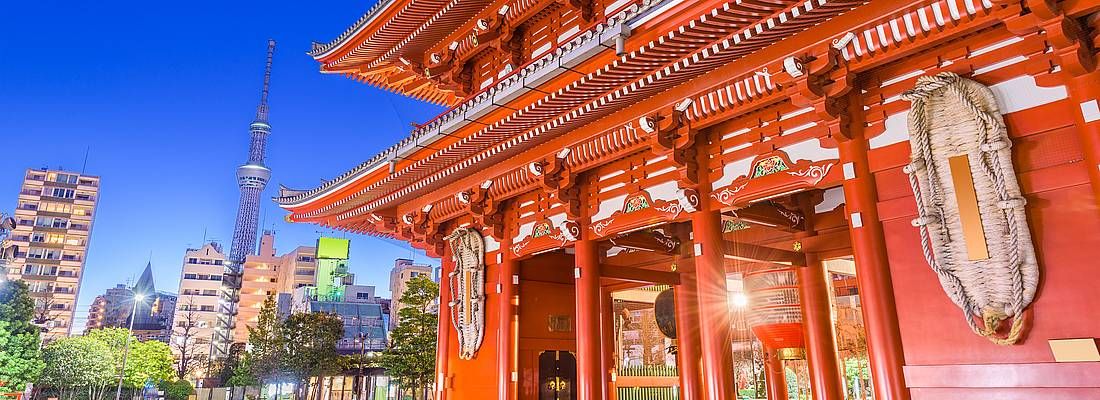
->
[0,1,443,328]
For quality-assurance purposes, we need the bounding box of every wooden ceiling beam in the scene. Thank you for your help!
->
[600,265,680,286]
[609,230,681,254]
[723,241,805,266]
[728,201,805,232]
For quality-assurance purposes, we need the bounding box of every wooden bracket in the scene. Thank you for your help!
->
[368,213,399,235]
[999,0,1097,76]
[534,151,581,218]
[475,14,524,68]
[560,0,595,22]
[460,184,506,240]
[643,101,701,184]
[782,47,856,141]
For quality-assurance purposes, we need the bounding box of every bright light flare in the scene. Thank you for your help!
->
[729,293,748,309]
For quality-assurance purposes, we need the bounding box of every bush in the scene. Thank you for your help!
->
[159,380,194,400]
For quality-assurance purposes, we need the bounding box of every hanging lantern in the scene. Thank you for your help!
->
[744,266,805,359]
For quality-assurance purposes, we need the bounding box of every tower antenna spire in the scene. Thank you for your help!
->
[255,39,276,123]
[220,40,278,359]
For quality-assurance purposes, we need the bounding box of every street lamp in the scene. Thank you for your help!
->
[115,293,146,400]
[355,332,367,400]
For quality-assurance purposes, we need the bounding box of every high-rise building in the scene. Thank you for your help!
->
[5,168,100,340]
[233,231,320,342]
[85,284,133,332]
[275,244,317,293]
[0,214,16,281]
[213,39,277,359]
[387,258,433,329]
[171,242,227,362]
[86,263,177,343]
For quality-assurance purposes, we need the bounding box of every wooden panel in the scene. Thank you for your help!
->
[910,388,1100,400]
[903,363,1100,388]
[947,154,990,261]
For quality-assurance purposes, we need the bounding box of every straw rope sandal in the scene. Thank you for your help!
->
[446,227,487,358]
[902,72,1039,345]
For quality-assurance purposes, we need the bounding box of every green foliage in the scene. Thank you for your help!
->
[246,295,283,386]
[40,336,115,389]
[0,321,44,392]
[379,276,439,396]
[241,295,346,397]
[126,340,175,389]
[226,353,258,387]
[0,281,43,392]
[0,281,37,334]
[158,379,194,400]
[84,328,174,389]
[280,311,345,392]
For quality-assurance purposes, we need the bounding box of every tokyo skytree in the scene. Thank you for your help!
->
[229,39,275,263]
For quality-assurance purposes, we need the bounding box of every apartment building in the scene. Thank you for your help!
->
[233,231,318,341]
[171,242,227,360]
[5,168,100,340]
[387,258,433,329]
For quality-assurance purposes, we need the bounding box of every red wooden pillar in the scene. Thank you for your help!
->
[796,252,844,400]
[436,249,454,400]
[1066,71,1100,208]
[837,113,910,400]
[763,347,788,400]
[575,235,604,400]
[498,252,519,400]
[691,207,736,400]
[674,266,702,400]
[600,288,618,400]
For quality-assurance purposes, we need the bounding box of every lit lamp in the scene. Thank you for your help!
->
[115,293,146,400]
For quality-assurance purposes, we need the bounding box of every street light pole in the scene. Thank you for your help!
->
[115,293,145,400]
[356,332,366,400]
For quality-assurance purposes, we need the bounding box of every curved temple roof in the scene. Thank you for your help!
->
[308,0,497,106]
[308,0,399,59]
[278,0,872,228]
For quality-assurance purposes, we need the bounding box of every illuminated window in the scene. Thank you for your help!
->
[47,233,66,244]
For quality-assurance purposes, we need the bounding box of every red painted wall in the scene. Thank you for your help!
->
[864,34,1100,397]
[446,259,501,400]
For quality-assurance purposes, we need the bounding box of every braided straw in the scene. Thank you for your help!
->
[901,72,1039,345]
[445,227,487,359]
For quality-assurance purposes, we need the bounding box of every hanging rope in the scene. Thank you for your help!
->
[445,227,487,359]
[901,72,1039,345]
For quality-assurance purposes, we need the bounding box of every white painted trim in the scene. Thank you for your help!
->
[1081,100,1100,123]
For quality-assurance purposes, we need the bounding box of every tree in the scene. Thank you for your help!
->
[225,353,258,388]
[0,280,44,393]
[40,336,115,400]
[158,379,193,400]
[85,328,174,389]
[379,276,438,400]
[281,312,345,400]
[217,343,248,386]
[31,292,59,329]
[171,297,210,380]
[246,295,284,394]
